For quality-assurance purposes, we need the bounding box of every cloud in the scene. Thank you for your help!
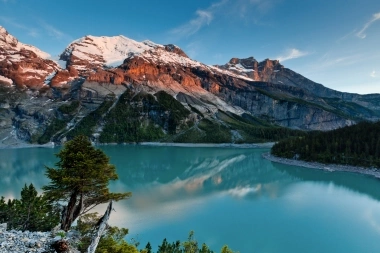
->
[0,16,39,37]
[277,48,308,62]
[356,12,380,39]
[169,0,277,38]
[371,70,376,78]
[39,21,64,39]
[170,0,227,37]
[239,0,275,18]
[170,10,213,37]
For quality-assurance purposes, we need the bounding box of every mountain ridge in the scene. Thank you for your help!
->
[0,26,379,146]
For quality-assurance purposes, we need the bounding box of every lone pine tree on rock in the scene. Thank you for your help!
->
[43,135,131,231]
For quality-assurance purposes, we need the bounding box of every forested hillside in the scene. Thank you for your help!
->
[271,121,380,168]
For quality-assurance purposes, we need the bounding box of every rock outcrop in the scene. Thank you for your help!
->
[0,26,64,90]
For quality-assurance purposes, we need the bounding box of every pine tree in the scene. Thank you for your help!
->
[0,184,59,231]
[43,135,131,231]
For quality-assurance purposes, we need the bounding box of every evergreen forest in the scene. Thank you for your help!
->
[271,121,380,168]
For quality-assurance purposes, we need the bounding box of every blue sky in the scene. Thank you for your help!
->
[1,0,380,94]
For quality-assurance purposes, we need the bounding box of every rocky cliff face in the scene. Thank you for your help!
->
[0,26,379,146]
[0,26,64,90]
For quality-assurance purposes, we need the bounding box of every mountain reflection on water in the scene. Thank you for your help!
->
[105,146,295,205]
[1,145,380,204]
[2,145,380,253]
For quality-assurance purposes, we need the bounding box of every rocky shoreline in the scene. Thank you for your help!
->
[0,223,80,253]
[0,141,275,150]
[134,142,274,148]
[0,223,53,253]
[262,152,380,179]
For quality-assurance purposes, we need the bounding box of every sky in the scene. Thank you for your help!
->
[1,0,380,94]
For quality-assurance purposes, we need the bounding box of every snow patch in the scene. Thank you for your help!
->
[21,44,51,59]
[0,75,13,85]
[44,71,57,85]
[208,65,254,82]
[21,68,48,75]
[65,35,157,67]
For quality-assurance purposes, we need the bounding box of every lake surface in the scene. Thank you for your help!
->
[1,145,380,253]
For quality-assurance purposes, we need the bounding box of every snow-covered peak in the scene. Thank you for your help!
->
[19,43,51,59]
[0,26,51,59]
[62,35,161,67]
[0,25,19,46]
[60,34,254,82]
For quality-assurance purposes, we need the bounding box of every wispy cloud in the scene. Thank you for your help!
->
[370,70,376,78]
[39,21,64,39]
[0,16,39,37]
[170,0,227,37]
[306,53,363,72]
[356,12,380,39]
[171,10,213,37]
[238,0,276,18]
[170,0,277,38]
[277,48,308,62]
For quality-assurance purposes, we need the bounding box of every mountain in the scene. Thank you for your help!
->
[0,26,62,90]
[0,26,379,146]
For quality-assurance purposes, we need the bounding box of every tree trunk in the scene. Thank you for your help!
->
[87,201,113,253]
[61,192,78,231]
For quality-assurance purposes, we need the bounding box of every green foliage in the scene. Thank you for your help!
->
[155,231,238,253]
[220,245,238,253]
[67,100,114,139]
[58,101,80,115]
[198,119,231,143]
[182,231,198,253]
[173,110,304,144]
[272,121,380,167]
[155,91,190,134]
[76,212,138,253]
[200,243,213,253]
[172,127,205,143]
[324,97,380,118]
[56,231,66,238]
[172,118,231,143]
[37,118,66,144]
[43,135,131,231]
[0,184,59,231]
[254,88,360,120]
[155,91,190,119]
[216,110,304,143]
[54,89,304,144]
[100,90,164,143]
[157,238,182,253]
[188,104,204,118]
[33,101,81,144]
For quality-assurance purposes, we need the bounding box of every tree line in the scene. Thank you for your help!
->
[271,121,380,167]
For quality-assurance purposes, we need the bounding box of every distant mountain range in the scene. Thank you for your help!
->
[0,25,379,146]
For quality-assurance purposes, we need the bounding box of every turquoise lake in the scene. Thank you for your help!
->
[1,145,380,252]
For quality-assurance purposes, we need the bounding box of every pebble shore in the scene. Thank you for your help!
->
[0,224,79,253]
[0,224,54,253]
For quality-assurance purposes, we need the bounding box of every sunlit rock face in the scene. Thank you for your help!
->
[0,25,380,146]
[0,26,65,89]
